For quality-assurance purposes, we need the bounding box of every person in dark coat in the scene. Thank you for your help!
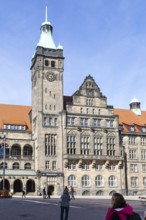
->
[43,188,46,199]
[60,186,71,220]
[47,188,52,199]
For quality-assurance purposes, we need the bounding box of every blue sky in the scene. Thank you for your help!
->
[0,0,146,109]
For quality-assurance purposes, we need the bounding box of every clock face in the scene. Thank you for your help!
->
[46,72,56,82]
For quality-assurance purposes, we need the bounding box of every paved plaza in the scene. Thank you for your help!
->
[0,196,145,220]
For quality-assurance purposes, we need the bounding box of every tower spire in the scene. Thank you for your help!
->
[45,5,48,22]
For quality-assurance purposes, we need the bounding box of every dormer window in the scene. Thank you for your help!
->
[4,124,26,131]
[142,127,146,132]
[130,126,135,132]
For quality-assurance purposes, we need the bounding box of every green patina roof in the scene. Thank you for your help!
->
[0,169,36,176]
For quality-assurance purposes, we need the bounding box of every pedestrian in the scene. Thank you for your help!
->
[60,186,71,220]
[22,189,26,198]
[70,186,75,199]
[43,188,46,199]
[47,188,51,199]
[105,192,133,220]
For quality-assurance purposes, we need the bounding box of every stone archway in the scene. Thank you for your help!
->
[0,179,10,191]
[14,179,23,193]
[26,179,35,193]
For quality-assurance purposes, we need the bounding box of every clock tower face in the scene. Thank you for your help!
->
[46,72,56,82]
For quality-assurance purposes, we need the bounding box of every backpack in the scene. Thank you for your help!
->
[127,212,142,220]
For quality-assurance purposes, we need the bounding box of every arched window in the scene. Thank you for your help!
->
[82,175,90,187]
[13,162,19,169]
[109,190,116,196]
[0,162,7,169]
[96,190,104,196]
[82,190,90,196]
[109,175,117,187]
[68,175,76,186]
[95,175,104,187]
[24,163,31,170]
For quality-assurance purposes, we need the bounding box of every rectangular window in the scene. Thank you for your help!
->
[82,163,90,170]
[52,161,56,170]
[54,118,58,126]
[68,162,76,170]
[129,149,137,159]
[94,137,103,155]
[106,120,114,128]
[109,164,116,171]
[86,99,93,106]
[93,119,101,127]
[45,134,56,156]
[142,164,146,172]
[67,135,76,154]
[141,138,146,145]
[81,136,89,155]
[130,164,138,172]
[129,137,135,145]
[67,117,75,125]
[141,150,146,159]
[49,117,52,126]
[143,177,146,187]
[131,177,138,187]
[107,138,115,156]
[80,118,88,126]
[45,161,50,169]
[95,164,102,170]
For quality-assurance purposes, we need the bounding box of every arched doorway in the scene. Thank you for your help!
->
[26,179,35,193]
[14,179,23,193]
[0,179,10,191]
[47,185,54,195]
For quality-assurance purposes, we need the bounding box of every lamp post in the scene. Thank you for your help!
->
[2,133,7,192]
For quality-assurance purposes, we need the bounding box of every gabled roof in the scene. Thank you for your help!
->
[73,75,106,98]
[0,104,32,131]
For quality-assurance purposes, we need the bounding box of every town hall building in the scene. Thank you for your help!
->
[0,10,146,196]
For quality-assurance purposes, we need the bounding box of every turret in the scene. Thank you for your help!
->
[130,97,141,115]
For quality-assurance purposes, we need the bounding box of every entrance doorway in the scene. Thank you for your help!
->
[14,179,23,193]
[0,179,10,191]
[47,185,54,195]
[26,179,35,193]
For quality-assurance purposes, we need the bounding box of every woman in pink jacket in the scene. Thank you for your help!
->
[105,193,133,220]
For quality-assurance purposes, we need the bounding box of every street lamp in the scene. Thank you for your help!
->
[0,133,7,193]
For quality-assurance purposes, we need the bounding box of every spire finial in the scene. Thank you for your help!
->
[45,3,48,22]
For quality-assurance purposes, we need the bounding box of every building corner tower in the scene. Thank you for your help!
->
[31,7,64,195]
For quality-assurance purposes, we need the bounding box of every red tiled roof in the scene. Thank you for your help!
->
[114,108,146,126]
[0,104,32,131]
[114,108,146,132]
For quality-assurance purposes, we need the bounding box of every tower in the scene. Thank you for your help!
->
[31,7,64,194]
